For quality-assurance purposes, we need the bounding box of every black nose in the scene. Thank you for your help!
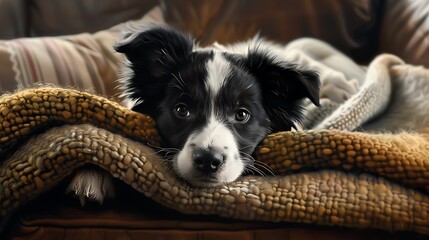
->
[193,148,224,174]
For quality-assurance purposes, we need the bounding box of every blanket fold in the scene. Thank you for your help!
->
[1,87,429,236]
[2,124,429,235]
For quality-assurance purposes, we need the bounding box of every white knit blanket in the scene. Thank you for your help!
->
[283,38,429,133]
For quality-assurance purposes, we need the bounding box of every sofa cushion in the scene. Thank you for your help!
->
[0,6,164,97]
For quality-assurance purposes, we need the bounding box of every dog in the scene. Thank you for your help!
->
[67,25,320,204]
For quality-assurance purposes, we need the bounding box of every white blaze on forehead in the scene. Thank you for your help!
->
[205,52,231,96]
[192,114,237,150]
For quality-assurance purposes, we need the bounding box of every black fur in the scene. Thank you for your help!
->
[224,51,320,132]
[114,26,195,117]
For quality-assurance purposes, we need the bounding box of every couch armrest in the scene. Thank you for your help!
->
[378,0,429,67]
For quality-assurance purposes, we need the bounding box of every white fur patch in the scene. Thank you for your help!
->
[205,52,231,97]
[67,169,115,205]
[117,58,140,108]
[175,114,244,186]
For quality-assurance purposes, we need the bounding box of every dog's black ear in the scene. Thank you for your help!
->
[229,50,320,132]
[114,26,194,114]
[115,26,194,77]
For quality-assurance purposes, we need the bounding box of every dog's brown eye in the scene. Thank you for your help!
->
[235,109,250,123]
[174,104,190,118]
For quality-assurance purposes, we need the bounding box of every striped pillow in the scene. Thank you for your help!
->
[0,6,164,98]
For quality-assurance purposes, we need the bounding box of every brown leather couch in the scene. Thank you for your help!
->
[2,0,428,67]
[1,0,428,239]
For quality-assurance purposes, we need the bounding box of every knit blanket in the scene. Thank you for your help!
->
[2,39,429,236]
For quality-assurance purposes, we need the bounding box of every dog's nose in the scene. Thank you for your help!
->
[193,148,224,174]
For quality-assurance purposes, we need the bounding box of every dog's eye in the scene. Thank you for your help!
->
[235,108,251,123]
[174,104,190,118]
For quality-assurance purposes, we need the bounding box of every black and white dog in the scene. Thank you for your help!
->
[68,26,320,203]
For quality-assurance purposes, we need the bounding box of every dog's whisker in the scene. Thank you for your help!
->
[242,169,255,175]
[254,161,275,176]
[153,158,172,170]
[238,145,258,153]
[146,142,180,153]
[164,151,177,158]
[145,144,180,160]
[163,163,175,176]
[239,150,275,176]
[239,150,255,160]
[140,150,166,158]
[244,165,267,177]
[242,156,270,177]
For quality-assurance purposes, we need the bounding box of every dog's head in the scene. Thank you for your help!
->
[115,26,320,187]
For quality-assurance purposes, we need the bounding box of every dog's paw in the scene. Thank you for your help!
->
[66,169,115,206]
